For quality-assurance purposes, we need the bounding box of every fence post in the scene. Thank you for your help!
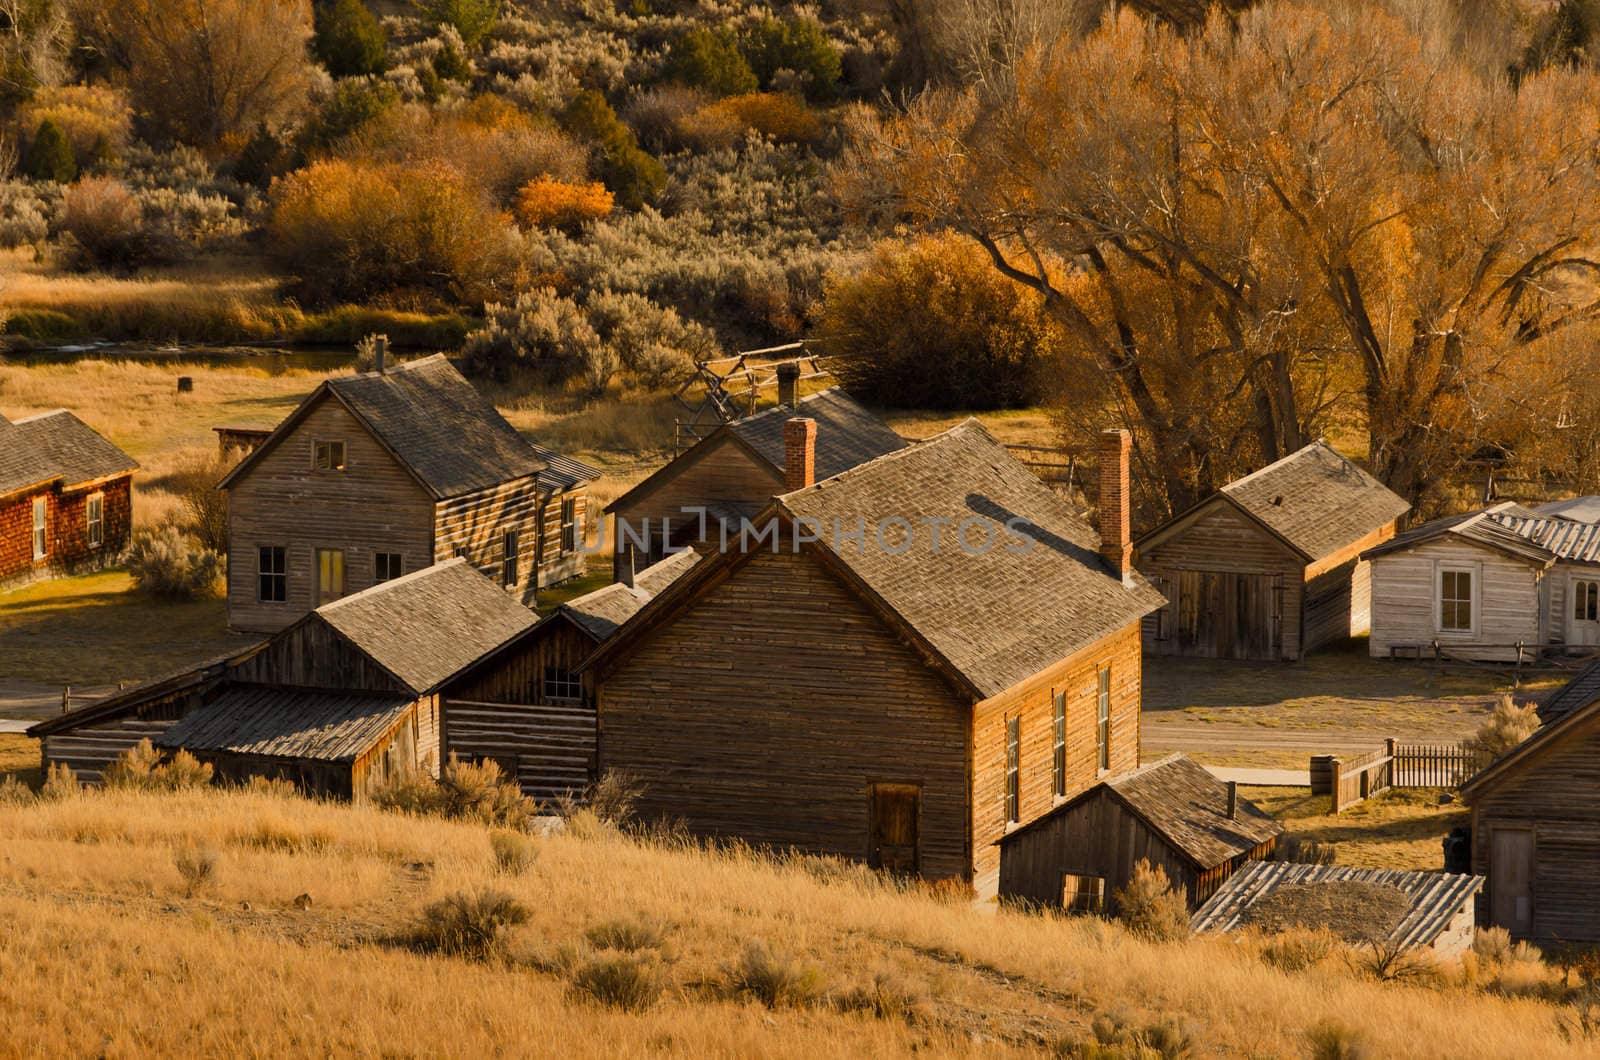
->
[1329,757,1343,814]
[1386,737,1397,788]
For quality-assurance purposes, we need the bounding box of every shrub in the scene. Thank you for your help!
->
[744,16,842,102]
[314,0,387,77]
[0,180,50,248]
[1305,1019,1369,1060]
[570,952,664,1011]
[165,449,231,552]
[25,119,75,182]
[1473,926,1515,966]
[581,769,643,827]
[679,93,823,149]
[837,972,928,1023]
[19,86,132,167]
[354,332,388,373]
[416,0,500,49]
[1466,695,1541,760]
[408,889,529,961]
[561,90,664,210]
[489,828,538,875]
[514,177,613,232]
[246,775,299,799]
[298,77,400,155]
[725,941,826,1008]
[817,233,1058,410]
[174,841,219,896]
[664,27,757,97]
[59,176,149,271]
[372,755,535,827]
[622,84,711,153]
[104,740,215,791]
[39,762,80,800]
[124,527,223,600]
[0,776,35,806]
[1272,833,1338,866]
[585,918,667,953]
[1113,860,1190,943]
[1257,928,1340,973]
[1352,936,1438,983]
[464,287,601,384]
[1083,1012,1193,1059]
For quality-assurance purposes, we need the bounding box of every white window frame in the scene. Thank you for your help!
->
[31,497,46,559]
[1434,561,1481,636]
[86,492,104,549]
[1573,574,1600,624]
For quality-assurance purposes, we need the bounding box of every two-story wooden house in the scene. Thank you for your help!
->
[218,355,597,632]
[0,410,137,592]
[584,421,1164,895]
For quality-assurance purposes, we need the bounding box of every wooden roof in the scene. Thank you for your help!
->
[998,754,1282,868]
[314,558,538,694]
[1461,685,1600,800]
[1191,861,1483,949]
[0,410,138,499]
[1537,659,1600,726]
[1363,501,1600,567]
[559,550,700,642]
[156,684,416,763]
[218,355,596,499]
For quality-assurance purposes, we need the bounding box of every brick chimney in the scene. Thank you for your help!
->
[776,362,800,409]
[784,417,816,492]
[1098,428,1133,584]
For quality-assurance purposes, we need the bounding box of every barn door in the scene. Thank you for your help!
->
[867,783,920,876]
[1490,828,1535,937]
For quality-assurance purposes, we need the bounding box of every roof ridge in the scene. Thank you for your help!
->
[333,352,449,384]
[1219,440,1349,496]
[1106,752,1188,787]
[317,557,469,614]
[10,408,74,425]
[731,386,845,428]
[776,417,986,503]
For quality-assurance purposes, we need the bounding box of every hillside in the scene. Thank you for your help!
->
[0,782,1587,1058]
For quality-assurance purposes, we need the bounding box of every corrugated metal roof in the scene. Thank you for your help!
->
[1485,512,1600,564]
[1365,502,1600,567]
[530,443,599,492]
[1191,861,1483,949]
[1534,496,1600,523]
[0,410,139,497]
[156,685,415,763]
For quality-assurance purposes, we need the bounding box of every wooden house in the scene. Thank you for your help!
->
[1364,502,1600,662]
[0,410,137,592]
[31,559,537,799]
[1135,442,1408,661]
[218,354,597,632]
[997,754,1281,912]
[584,422,1164,896]
[604,371,905,579]
[439,549,699,801]
[1191,862,1484,957]
[1459,671,1600,944]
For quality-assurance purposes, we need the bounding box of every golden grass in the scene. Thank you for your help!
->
[0,785,1585,1057]
[1244,786,1468,871]
[0,736,39,786]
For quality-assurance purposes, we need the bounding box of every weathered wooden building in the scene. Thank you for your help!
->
[604,377,905,579]
[440,549,699,802]
[0,410,137,591]
[1136,442,1408,661]
[32,560,538,799]
[1460,670,1600,945]
[586,423,1164,895]
[218,354,596,632]
[997,754,1281,912]
[1364,502,1600,662]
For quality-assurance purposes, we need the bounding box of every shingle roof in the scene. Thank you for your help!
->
[1362,501,1600,567]
[157,685,416,763]
[315,558,538,693]
[1215,442,1409,561]
[559,549,700,642]
[1105,755,1281,866]
[1536,659,1600,726]
[779,420,1165,699]
[729,388,907,481]
[0,410,138,498]
[1191,861,1483,950]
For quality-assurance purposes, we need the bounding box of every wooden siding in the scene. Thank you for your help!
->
[1367,538,1543,661]
[534,487,587,588]
[0,475,132,592]
[225,397,435,632]
[971,622,1143,896]
[433,477,584,603]
[39,681,203,783]
[596,549,973,879]
[230,618,410,694]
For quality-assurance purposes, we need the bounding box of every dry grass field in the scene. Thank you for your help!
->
[1242,786,1468,871]
[0,765,1590,1058]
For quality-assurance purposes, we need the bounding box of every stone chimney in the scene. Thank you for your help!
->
[776,362,800,409]
[1227,781,1239,820]
[1098,428,1133,584]
[784,417,816,492]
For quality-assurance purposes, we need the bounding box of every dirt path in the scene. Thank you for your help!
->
[0,680,111,722]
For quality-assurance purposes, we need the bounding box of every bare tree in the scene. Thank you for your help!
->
[0,0,69,101]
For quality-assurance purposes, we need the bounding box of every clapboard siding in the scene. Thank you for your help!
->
[971,622,1143,895]
[597,549,973,880]
[1368,538,1543,661]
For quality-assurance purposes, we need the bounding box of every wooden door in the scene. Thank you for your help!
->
[867,783,920,875]
[1174,570,1278,660]
[1570,577,1600,647]
[1490,827,1535,937]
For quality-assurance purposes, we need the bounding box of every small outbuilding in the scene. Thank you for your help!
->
[997,754,1282,912]
[1191,861,1484,956]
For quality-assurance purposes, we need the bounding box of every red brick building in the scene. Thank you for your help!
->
[0,411,138,592]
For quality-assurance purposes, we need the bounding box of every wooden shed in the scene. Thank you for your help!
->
[1460,678,1600,945]
[997,754,1282,912]
[1136,442,1408,661]
[1192,861,1484,956]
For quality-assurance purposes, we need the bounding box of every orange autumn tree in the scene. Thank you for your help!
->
[514,177,614,232]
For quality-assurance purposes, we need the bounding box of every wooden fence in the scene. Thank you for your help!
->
[1390,739,1488,787]
[1314,737,1491,813]
[1328,749,1393,813]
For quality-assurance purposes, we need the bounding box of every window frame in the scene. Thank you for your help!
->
[31,497,46,559]
[312,438,347,472]
[502,530,520,587]
[559,497,578,555]
[86,492,104,549]
[374,552,402,583]
[1435,561,1480,635]
[1096,665,1112,774]
[1051,689,1067,798]
[542,666,582,703]
[258,545,287,603]
[316,548,346,605]
[1574,576,1600,624]
[1062,873,1106,915]
[1005,715,1020,824]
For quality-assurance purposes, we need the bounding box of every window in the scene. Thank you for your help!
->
[502,531,520,587]
[1439,566,1474,632]
[86,492,104,549]
[1005,716,1020,823]
[258,546,287,602]
[1096,666,1112,773]
[1062,874,1105,914]
[1576,579,1600,623]
[317,548,345,605]
[312,439,346,471]
[543,666,582,702]
[560,497,578,554]
[374,552,402,583]
[1052,690,1067,798]
[31,497,46,559]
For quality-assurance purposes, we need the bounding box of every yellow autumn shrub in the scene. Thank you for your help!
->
[513,177,615,231]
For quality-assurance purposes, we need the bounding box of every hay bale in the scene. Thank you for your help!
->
[1240,881,1411,944]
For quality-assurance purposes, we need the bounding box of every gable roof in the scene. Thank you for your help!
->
[604,388,905,514]
[559,549,700,642]
[314,558,538,694]
[1537,659,1600,726]
[0,410,138,499]
[1535,496,1600,523]
[1461,683,1598,800]
[1362,501,1600,567]
[156,685,416,763]
[217,355,595,499]
[998,754,1281,868]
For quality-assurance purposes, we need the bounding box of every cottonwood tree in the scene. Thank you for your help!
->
[0,0,69,102]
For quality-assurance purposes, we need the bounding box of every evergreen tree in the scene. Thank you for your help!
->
[313,0,388,78]
[25,119,76,182]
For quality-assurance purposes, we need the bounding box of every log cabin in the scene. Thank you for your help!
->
[1135,442,1408,661]
[31,559,537,798]
[438,548,700,802]
[0,410,137,592]
[997,754,1281,912]
[604,367,905,579]
[584,421,1165,896]
[1363,502,1600,662]
[218,354,597,632]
